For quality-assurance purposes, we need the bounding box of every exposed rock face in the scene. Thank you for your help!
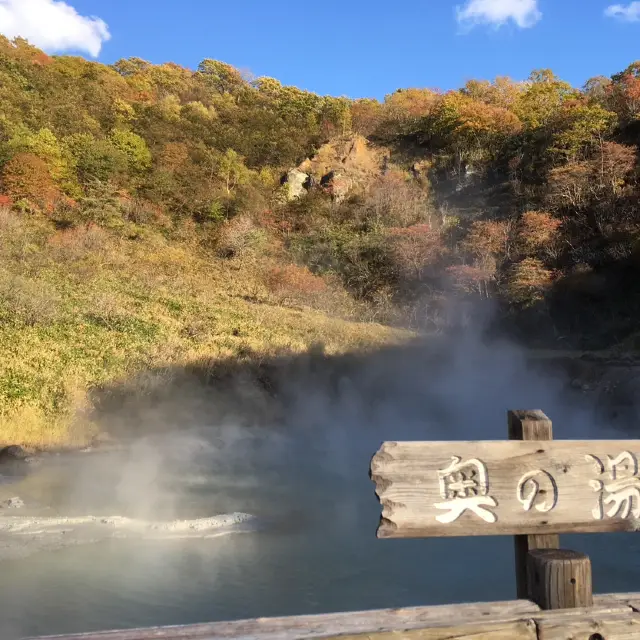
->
[319,170,351,203]
[292,134,390,201]
[280,168,310,201]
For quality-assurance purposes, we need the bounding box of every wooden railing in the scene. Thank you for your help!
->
[26,410,640,640]
[24,594,640,640]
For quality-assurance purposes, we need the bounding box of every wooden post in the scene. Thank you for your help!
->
[527,549,593,610]
[508,410,560,599]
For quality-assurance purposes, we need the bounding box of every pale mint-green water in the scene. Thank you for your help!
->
[1,368,638,640]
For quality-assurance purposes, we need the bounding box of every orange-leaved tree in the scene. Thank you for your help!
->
[504,258,555,308]
[1,152,61,211]
[517,211,562,258]
[387,223,446,282]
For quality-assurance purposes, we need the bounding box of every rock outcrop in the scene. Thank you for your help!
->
[283,135,391,203]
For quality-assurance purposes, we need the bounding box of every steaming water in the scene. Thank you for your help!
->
[2,421,640,640]
[1,341,640,639]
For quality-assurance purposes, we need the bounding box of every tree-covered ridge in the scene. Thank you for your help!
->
[1,35,640,348]
[0,38,355,217]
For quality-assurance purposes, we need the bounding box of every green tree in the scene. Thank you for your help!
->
[110,129,152,174]
[64,133,128,184]
[217,149,251,196]
[5,127,68,179]
[549,101,616,161]
[515,69,576,129]
[320,97,353,137]
[196,59,247,95]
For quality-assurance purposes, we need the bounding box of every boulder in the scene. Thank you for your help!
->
[0,446,33,478]
[280,169,310,201]
[0,445,30,463]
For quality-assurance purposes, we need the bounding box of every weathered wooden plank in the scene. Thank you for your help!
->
[25,603,637,640]
[23,600,542,640]
[508,410,559,599]
[594,592,640,605]
[595,592,640,612]
[319,619,536,640]
[371,440,640,538]
[319,607,640,640]
[325,606,640,640]
[534,604,633,619]
[537,611,640,640]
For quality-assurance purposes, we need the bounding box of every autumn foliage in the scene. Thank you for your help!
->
[517,212,561,254]
[0,35,639,341]
[505,258,555,308]
[1,152,60,211]
[387,224,445,280]
[264,264,327,300]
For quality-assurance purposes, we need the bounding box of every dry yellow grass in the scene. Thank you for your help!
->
[0,210,411,449]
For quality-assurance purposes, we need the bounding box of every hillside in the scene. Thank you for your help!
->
[0,211,408,448]
[2,37,640,446]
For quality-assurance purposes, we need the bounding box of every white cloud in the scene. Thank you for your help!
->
[0,0,110,57]
[457,0,542,29]
[605,2,640,21]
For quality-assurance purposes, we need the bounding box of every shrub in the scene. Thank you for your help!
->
[0,272,62,326]
[215,214,266,258]
[504,258,555,308]
[263,263,328,308]
[47,223,109,261]
[362,171,432,228]
[120,198,168,225]
[387,223,446,281]
[517,211,562,256]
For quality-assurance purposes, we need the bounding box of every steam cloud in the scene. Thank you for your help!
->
[1,301,633,638]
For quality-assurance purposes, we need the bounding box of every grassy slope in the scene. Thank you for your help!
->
[0,211,410,449]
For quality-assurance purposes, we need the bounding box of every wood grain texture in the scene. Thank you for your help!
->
[370,440,640,538]
[537,611,640,640]
[592,592,640,615]
[527,549,593,610]
[508,411,553,442]
[509,410,559,600]
[24,603,639,640]
[319,619,537,640]
[23,600,542,640]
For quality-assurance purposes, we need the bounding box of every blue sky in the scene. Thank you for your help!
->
[1,0,640,100]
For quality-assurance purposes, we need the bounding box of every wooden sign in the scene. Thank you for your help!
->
[370,440,640,538]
